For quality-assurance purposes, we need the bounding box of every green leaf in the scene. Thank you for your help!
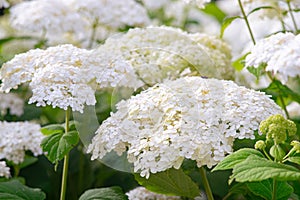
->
[79,187,127,200]
[247,63,267,80]
[287,157,300,165]
[134,168,200,198]
[201,3,226,23]
[19,156,38,169]
[212,148,264,172]
[247,179,293,200]
[230,155,300,183]
[220,16,241,38]
[263,80,300,104]
[247,6,276,17]
[41,130,79,163]
[0,180,46,200]
[41,124,64,136]
[232,53,249,71]
[0,36,33,46]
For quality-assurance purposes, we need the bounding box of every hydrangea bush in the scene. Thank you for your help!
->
[0,0,299,200]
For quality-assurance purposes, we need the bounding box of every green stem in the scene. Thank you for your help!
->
[238,0,256,45]
[88,19,98,49]
[287,0,298,32]
[60,108,71,200]
[279,95,290,119]
[266,72,290,119]
[13,165,20,177]
[272,179,277,200]
[199,167,214,200]
[263,149,273,161]
[78,144,84,193]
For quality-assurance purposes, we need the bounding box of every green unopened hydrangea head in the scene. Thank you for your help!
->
[254,140,266,150]
[291,141,300,154]
[259,114,297,144]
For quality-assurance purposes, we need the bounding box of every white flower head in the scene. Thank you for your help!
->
[87,77,283,178]
[0,44,98,112]
[0,161,10,178]
[9,0,85,36]
[0,121,44,164]
[95,26,233,87]
[245,32,300,83]
[0,93,24,116]
[126,187,181,200]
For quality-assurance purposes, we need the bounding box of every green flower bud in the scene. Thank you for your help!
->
[270,144,286,161]
[255,140,266,150]
[259,114,297,144]
[291,140,300,153]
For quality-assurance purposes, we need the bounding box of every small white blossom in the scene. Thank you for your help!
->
[0,93,24,116]
[95,26,233,87]
[0,161,10,178]
[245,32,300,83]
[88,77,283,178]
[0,121,44,164]
[126,187,181,200]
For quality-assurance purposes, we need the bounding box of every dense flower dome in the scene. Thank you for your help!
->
[94,26,234,86]
[245,32,300,83]
[87,77,283,178]
[0,121,44,164]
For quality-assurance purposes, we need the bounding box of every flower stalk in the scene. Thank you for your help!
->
[238,0,256,45]
[199,167,214,200]
[60,107,71,200]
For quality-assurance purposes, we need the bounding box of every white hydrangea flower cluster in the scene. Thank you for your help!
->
[245,32,300,83]
[0,93,24,116]
[10,0,84,36]
[0,121,44,164]
[189,33,233,80]
[0,44,141,112]
[126,187,181,200]
[0,161,10,178]
[183,0,211,8]
[88,77,283,178]
[95,26,233,87]
[9,0,150,47]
